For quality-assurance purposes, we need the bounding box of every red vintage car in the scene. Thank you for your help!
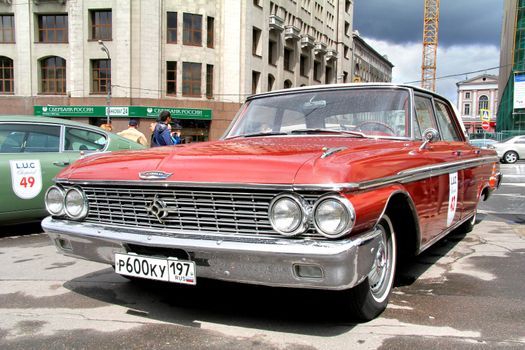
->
[42,84,501,321]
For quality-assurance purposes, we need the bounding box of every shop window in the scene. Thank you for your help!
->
[40,56,66,95]
[207,16,214,48]
[182,62,201,97]
[91,59,111,94]
[167,12,177,43]
[0,56,14,94]
[0,15,15,43]
[183,13,202,46]
[38,14,68,43]
[167,61,177,95]
[90,10,112,41]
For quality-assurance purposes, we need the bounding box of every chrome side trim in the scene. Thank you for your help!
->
[321,147,347,159]
[55,156,498,192]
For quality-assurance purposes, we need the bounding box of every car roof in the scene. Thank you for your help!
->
[0,115,105,132]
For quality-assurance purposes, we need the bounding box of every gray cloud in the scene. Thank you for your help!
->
[354,0,503,48]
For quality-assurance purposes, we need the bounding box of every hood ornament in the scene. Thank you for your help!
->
[139,171,172,180]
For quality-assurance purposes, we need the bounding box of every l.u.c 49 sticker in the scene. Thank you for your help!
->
[9,160,43,199]
[447,172,458,227]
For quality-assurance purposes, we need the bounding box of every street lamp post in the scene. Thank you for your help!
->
[98,40,111,125]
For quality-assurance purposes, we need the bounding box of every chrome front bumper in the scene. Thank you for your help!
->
[42,216,382,290]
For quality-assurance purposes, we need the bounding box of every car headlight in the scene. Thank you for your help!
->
[64,187,88,219]
[268,194,308,236]
[45,186,65,216]
[313,195,355,238]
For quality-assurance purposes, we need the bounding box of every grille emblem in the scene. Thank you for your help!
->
[139,171,172,180]
[145,195,175,224]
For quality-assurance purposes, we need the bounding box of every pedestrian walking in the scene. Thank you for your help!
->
[117,119,149,146]
[151,110,174,147]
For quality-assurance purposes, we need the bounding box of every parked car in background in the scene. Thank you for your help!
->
[469,138,498,149]
[488,135,525,164]
[0,116,146,224]
[42,84,501,321]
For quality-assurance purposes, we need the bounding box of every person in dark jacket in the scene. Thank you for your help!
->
[151,110,174,147]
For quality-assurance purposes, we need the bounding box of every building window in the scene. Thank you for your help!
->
[252,27,262,56]
[300,55,308,77]
[464,103,471,116]
[207,17,214,48]
[254,0,263,8]
[343,71,348,83]
[479,95,489,112]
[41,56,66,95]
[38,14,68,43]
[325,65,333,84]
[268,74,275,91]
[344,45,349,59]
[465,91,471,99]
[206,64,213,98]
[167,12,177,43]
[167,61,177,95]
[284,47,294,72]
[252,71,260,94]
[0,56,14,94]
[268,40,277,65]
[182,62,201,97]
[90,10,111,41]
[284,80,292,89]
[314,60,321,81]
[91,59,111,94]
[183,13,202,46]
[0,15,15,43]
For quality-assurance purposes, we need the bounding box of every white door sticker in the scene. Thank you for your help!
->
[447,172,458,227]
[9,160,43,199]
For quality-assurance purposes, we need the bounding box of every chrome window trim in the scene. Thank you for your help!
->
[55,155,498,192]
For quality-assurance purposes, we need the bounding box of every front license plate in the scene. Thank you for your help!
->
[114,253,196,285]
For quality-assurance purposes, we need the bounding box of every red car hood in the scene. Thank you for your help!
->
[58,137,415,185]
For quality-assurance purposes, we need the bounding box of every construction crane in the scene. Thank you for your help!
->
[421,0,440,91]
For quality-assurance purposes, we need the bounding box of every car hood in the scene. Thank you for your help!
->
[57,137,421,185]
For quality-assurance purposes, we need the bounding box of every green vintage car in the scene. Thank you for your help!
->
[0,116,146,225]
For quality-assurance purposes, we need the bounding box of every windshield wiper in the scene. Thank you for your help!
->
[227,131,289,139]
[290,128,365,138]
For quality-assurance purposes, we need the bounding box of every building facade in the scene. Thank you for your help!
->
[0,0,354,141]
[351,32,393,83]
[497,0,525,134]
[456,74,498,134]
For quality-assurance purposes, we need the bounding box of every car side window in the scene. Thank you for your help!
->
[414,95,438,140]
[0,124,60,153]
[64,127,106,151]
[434,100,461,141]
[515,137,525,144]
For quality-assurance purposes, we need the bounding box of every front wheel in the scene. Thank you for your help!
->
[503,151,518,164]
[344,214,397,321]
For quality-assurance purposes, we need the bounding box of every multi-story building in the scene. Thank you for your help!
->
[456,74,498,134]
[497,0,525,134]
[351,32,393,83]
[0,0,354,141]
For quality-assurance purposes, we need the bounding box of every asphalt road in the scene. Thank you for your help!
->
[0,165,524,350]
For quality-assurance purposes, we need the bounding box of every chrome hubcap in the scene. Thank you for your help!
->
[369,239,388,294]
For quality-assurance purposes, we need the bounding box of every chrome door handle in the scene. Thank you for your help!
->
[53,161,70,166]
[452,150,462,156]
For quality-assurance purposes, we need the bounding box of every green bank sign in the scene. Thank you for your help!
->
[34,106,212,120]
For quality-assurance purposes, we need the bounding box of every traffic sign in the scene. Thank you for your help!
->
[480,109,490,121]
[482,120,490,130]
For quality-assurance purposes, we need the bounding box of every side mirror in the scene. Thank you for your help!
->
[420,128,439,150]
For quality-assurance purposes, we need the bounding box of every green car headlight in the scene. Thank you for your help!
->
[64,188,88,220]
[45,186,65,216]
[313,195,355,238]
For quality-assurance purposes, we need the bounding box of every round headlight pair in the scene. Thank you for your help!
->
[45,186,88,220]
[268,193,355,238]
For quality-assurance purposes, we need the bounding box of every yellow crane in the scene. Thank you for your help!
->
[421,0,440,91]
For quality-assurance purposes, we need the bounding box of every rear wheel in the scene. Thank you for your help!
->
[503,151,518,164]
[345,214,397,321]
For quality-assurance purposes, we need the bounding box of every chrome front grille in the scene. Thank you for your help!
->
[78,185,327,238]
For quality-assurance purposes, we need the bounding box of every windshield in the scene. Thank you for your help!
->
[226,88,411,139]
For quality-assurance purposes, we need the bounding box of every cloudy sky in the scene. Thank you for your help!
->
[353,0,504,104]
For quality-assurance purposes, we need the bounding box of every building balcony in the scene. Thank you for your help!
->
[300,34,315,49]
[325,49,338,61]
[314,42,327,55]
[284,25,300,41]
[269,15,284,32]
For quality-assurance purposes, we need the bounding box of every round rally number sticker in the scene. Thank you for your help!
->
[9,160,43,199]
